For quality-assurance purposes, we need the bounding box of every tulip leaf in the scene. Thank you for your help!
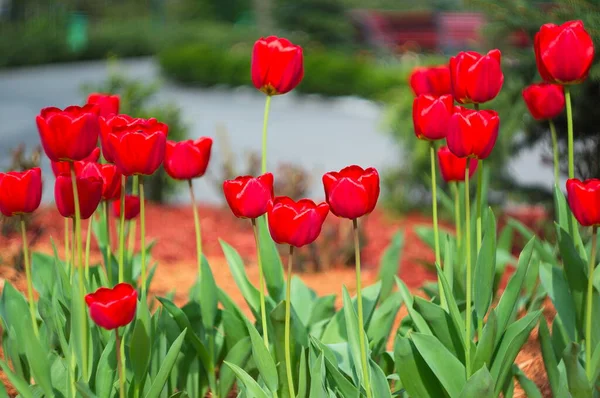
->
[539,262,578,342]
[411,332,466,397]
[377,230,404,301]
[224,361,270,398]
[309,338,360,396]
[538,318,560,396]
[370,359,392,398]
[32,252,56,298]
[413,297,464,361]
[218,337,252,398]
[0,380,8,398]
[270,301,293,396]
[342,285,370,386]
[145,329,187,398]
[434,263,466,346]
[474,208,497,319]
[367,291,403,357]
[562,342,592,398]
[219,239,260,315]
[507,218,556,265]
[296,349,308,398]
[0,282,30,351]
[393,336,445,398]
[0,360,33,398]
[245,317,279,393]
[23,324,53,397]
[395,277,432,335]
[257,216,285,301]
[512,365,543,398]
[199,255,218,330]
[458,365,494,398]
[95,339,117,398]
[473,310,497,373]
[75,382,99,398]
[130,301,152,389]
[553,184,570,233]
[309,353,328,398]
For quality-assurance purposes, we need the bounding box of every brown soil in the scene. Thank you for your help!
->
[0,204,550,396]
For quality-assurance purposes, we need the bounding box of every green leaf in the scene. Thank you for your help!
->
[71,275,91,381]
[474,209,497,319]
[413,297,464,362]
[473,310,497,373]
[539,262,578,341]
[224,361,270,398]
[219,240,260,315]
[538,319,560,396]
[76,381,99,398]
[458,366,494,398]
[309,353,327,398]
[512,365,542,398]
[145,329,187,398]
[554,184,570,232]
[290,276,317,328]
[31,252,56,298]
[95,339,116,398]
[199,256,218,331]
[219,337,252,398]
[435,263,465,345]
[296,349,308,398]
[490,311,541,396]
[270,301,293,397]
[0,360,33,398]
[23,324,53,397]
[257,216,285,301]
[342,286,369,386]
[393,336,445,398]
[130,300,152,388]
[395,277,432,335]
[310,338,360,396]
[494,237,535,345]
[367,291,403,356]
[411,333,466,397]
[370,359,392,398]
[246,318,279,393]
[377,231,404,301]
[562,343,592,398]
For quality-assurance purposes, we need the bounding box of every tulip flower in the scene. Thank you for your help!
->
[566,179,600,227]
[99,115,148,163]
[413,94,454,141]
[267,197,329,248]
[54,164,103,220]
[322,165,380,220]
[0,167,42,217]
[97,163,122,201]
[36,105,100,162]
[223,173,274,219]
[522,83,565,121]
[87,93,120,118]
[447,107,500,160]
[51,147,101,177]
[535,20,594,85]
[85,283,137,330]
[450,50,504,104]
[112,195,141,220]
[438,146,478,183]
[252,36,304,96]
[164,138,213,180]
[107,120,168,176]
[409,65,452,97]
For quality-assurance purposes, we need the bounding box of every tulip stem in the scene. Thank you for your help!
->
[70,163,88,380]
[353,218,372,398]
[549,120,560,188]
[64,217,70,272]
[285,245,296,398]
[139,176,147,298]
[464,162,472,378]
[476,161,483,254]
[118,175,126,283]
[429,142,446,308]
[20,216,38,337]
[103,201,113,285]
[127,175,139,262]
[116,329,125,398]
[586,226,598,380]
[85,216,93,281]
[261,95,272,174]
[565,86,578,238]
[251,218,270,349]
[454,182,462,249]
[188,179,203,278]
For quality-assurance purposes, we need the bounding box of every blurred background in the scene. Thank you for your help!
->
[0,0,599,213]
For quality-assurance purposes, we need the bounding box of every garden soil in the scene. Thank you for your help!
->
[0,204,550,397]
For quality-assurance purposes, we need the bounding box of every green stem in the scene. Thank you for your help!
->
[85,216,93,280]
[261,95,272,174]
[353,219,372,398]
[251,218,269,349]
[586,226,597,380]
[20,217,38,337]
[127,175,139,262]
[64,217,70,271]
[70,163,88,379]
[189,179,203,278]
[116,329,125,398]
[430,142,446,308]
[139,176,147,298]
[454,182,462,249]
[476,161,483,254]
[549,120,560,188]
[464,161,472,377]
[118,175,127,283]
[285,245,295,398]
[103,201,113,285]
[72,219,76,284]
[565,86,578,238]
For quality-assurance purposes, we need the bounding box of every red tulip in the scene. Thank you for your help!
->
[164,138,213,180]
[267,196,329,247]
[438,146,478,183]
[107,120,168,176]
[85,283,137,330]
[252,36,304,96]
[566,178,600,226]
[99,115,147,163]
[112,195,141,220]
[223,173,274,219]
[97,163,122,201]
[450,50,504,104]
[36,105,100,162]
[0,167,42,217]
[535,20,594,84]
[447,107,500,160]
[522,83,565,121]
[413,94,454,140]
[322,165,379,219]
[51,147,101,177]
[87,93,120,118]
[409,65,452,97]
[54,163,103,219]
